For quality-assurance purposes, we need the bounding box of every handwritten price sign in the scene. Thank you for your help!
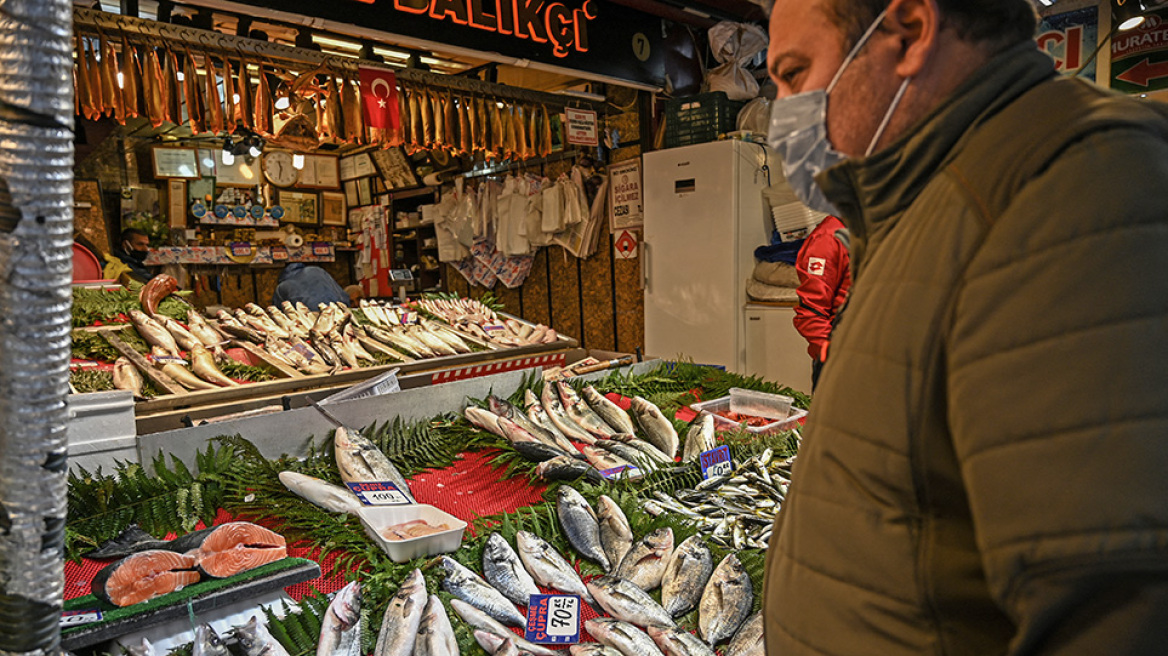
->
[346,481,412,506]
[525,594,581,644]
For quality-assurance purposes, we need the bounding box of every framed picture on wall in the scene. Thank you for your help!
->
[151,147,200,179]
[320,191,346,226]
[343,179,359,208]
[278,190,319,225]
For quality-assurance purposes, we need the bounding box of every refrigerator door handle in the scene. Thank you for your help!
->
[641,241,649,291]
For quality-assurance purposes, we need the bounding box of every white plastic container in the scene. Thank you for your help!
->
[357,504,467,563]
[690,393,808,435]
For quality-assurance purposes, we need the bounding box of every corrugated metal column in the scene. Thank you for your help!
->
[0,0,75,654]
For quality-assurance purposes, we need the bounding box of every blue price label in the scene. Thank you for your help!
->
[699,446,733,479]
[60,609,103,627]
[524,594,580,644]
[345,481,411,506]
[600,465,643,481]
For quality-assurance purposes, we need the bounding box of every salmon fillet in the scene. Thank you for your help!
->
[193,522,287,579]
[92,550,199,607]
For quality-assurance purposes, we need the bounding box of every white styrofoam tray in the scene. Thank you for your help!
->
[690,394,808,434]
[357,504,466,563]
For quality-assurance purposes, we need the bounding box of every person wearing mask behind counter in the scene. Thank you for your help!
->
[792,214,851,389]
[106,228,155,284]
[271,263,351,309]
[764,0,1168,654]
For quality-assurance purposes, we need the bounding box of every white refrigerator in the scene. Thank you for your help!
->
[643,139,776,373]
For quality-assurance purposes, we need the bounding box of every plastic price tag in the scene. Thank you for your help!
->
[699,446,733,479]
[346,481,412,506]
[524,594,581,644]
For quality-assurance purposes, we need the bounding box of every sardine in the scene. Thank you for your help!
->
[614,528,674,591]
[541,383,595,444]
[278,471,362,514]
[534,455,604,484]
[631,397,680,459]
[482,532,540,607]
[681,414,716,463]
[583,386,636,434]
[698,554,753,646]
[585,618,665,656]
[661,536,713,618]
[231,615,291,656]
[516,530,594,604]
[449,599,555,656]
[441,555,526,628]
[597,495,634,573]
[559,382,617,439]
[587,575,675,629]
[374,569,427,656]
[556,486,610,570]
[131,310,181,357]
[190,343,238,387]
[416,594,459,656]
[316,581,361,656]
[194,624,229,656]
[646,626,716,656]
[333,426,415,501]
[112,357,145,399]
[725,612,763,656]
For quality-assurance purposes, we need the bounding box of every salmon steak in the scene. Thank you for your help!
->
[91,549,200,607]
[191,522,287,578]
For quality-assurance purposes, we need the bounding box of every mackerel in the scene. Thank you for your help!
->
[556,486,611,570]
[482,532,540,607]
[441,556,527,628]
[582,386,636,434]
[614,528,674,591]
[449,599,555,656]
[374,568,427,656]
[660,536,713,617]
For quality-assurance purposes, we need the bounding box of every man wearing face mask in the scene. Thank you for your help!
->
[764,1,1168,654]
[109,228,155,284]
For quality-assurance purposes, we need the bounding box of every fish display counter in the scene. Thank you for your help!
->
[62,359,807,655]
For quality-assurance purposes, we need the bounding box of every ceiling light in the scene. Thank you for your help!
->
[116,72,124,89]
[1120,16,1146,30]
[221,149,234,166]
[292,153,305,170]
[275,96,290,110]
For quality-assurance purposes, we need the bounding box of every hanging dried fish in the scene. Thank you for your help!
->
[143,47,165,128]
[203,50,223,133]
[342,77,363,144]
[84,36,105,119]
[327,74,343,143]
[490,98,504,158]
[222,56,236,133]
[430,89,444,148]
[254,65,272,136]
[163,48,182,125]
[420,87,434,147]
[541,104,553,157]
[515,104,529,159]
[408,86,422,149]
[183,47,204,133]
[476,96,488,152]
[443,90,456,150]
[121,36,141,120]
[393,82,409,147]
[236,56,252,130]
[98,31,117,118]
[528,103,539,158]
[502,104,516,159]
[76,35,95,120]
[459,95,472,154]
[104,34,124,123]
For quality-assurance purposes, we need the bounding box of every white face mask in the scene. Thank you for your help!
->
[767,8,912,216]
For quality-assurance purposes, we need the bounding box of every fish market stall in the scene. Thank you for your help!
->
[62,360,807,655]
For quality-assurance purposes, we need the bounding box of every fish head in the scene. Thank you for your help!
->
[645,527,675,552]
[194,623,229,656]
[229,617,261,653]
[515,530,539,554]
[484,532,510,560]
[524,389,539,407]
[402,567,425,593]
[473,629,505,652]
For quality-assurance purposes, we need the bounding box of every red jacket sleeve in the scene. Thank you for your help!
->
[793,217,851,360]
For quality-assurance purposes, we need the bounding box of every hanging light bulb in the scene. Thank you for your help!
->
[177,71,185,82]
[249,143,262,158]
[292,153,305,170]
[275,96,290,110]
[233,93,241,104]
[116,72,124,89]
[222,149,234,166]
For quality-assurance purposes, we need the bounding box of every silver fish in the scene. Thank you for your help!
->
[725,612,763,656]
[646,626,716,656]
[614,528,674,591]
[569,646,624,656]
[159,315,201,351]
[130,310,181,357]
[558,382,617,439]
[698,554,753,646]
[112,357,144,398]
[587,575,675,629]
[541,383,595,444]
[490,395,576,454]
[661,536,714,618]
[278,471,363,514]
[535,455,605,484]
[524,390,580,454]
[681,414,716,463]
[190,343,238,387]
[582,446,635,473]
[317,581,362,656]
[232,615,291,656]
[193,624,230,656]
[585,618,665,656]
[557,486,610,570]
[449,599,556,656]
[597,495,634,575]
[630,397,679,459]
[187,309,226,349]
[374,568,428,656]
[334,426,415,502]
[515,530,594,604]
[595,440,659,473]
[465,406,505,437]
[483,532,541,607]
[610,434,674,465]
[441,556,527,628]
[582,386,636,434]
[416,594,460,656]
[123,638,155,656]
[473,629,520,656]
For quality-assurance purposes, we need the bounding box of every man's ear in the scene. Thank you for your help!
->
[885,0,941,78]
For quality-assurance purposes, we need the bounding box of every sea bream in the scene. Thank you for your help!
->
[316,581,362,656]
[415,594,460,656]
[661,536,714,618]
[482,532,540,607]
[515,530,594,604]
[614,528,674,591]
[448,599,556,656]
[631,397,680,459]
[587,575,675,629]
[333,426,415,502]
[698,554,753,646]
[231,615,291,656]
[374,569,428,656]
[681,414,716,463]
[597,495,634,574]
[440,556,527,628]
[585,618,665,656]
[725,612,764,656]
[556,486,611,570]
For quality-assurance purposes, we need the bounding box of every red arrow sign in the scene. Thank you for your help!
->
[1116,58,1168,87]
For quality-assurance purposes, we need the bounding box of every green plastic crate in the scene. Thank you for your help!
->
[663,91,747,148]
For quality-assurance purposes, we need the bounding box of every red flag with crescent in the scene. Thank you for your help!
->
[359,66,400,130]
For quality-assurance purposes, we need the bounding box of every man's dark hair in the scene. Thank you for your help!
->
[824,0,1038,53]
[120,227,148,243]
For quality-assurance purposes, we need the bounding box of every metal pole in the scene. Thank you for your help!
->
[0,0,75,654]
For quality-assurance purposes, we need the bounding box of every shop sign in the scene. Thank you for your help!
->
[609,158,643,230]
[1111,9,1168,92]
[564,108,598,146]
[524,594,581,644]
[1037,7,1098,80]
[221,0,665,88]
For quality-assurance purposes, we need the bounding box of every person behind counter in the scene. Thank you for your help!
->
[792,214,851,390]
[105,228,154,284]
[271,263,350,308]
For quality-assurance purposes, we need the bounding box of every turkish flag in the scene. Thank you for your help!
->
[359,66,400,131]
